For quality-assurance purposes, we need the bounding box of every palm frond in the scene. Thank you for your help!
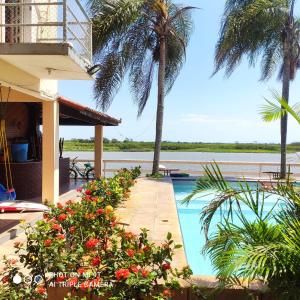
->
[214,0,288,77]
[260,99,285,122]
[89,0,194,114]
[260,90,300,123]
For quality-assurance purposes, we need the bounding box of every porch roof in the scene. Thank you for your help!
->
[57,96,121,126]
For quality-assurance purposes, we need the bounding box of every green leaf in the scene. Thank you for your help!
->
[167,232,172,240]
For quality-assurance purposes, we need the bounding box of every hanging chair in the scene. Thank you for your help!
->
[0,86,16,201]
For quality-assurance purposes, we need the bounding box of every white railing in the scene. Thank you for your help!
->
[0,0,92,63]
[73,159,300,179]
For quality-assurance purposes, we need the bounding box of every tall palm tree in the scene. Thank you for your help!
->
[88,0,194,174]
[213,0,300,178]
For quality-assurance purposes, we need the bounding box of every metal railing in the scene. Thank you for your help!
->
[73,159,300,179]
[0,0,92,63]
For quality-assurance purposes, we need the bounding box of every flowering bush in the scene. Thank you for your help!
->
[1,166,191,299]
[81,166,141,208]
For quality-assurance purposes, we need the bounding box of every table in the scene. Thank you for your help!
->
[262,171,293,180]
[159,168,179,176]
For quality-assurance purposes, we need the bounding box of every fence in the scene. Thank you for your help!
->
[74,159,300,179]
[0,0,92,63]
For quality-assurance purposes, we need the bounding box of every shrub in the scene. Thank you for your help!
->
[1,167,191,299]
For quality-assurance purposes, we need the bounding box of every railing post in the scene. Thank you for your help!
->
[103,161,106,178]
[259,163,262,178]
[89,21,93,62]
[63,0,67,43]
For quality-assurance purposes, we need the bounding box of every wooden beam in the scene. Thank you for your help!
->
[94,125,103,178]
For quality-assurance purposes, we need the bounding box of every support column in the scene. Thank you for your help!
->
[42,100,59,204]
[94,125,103,178]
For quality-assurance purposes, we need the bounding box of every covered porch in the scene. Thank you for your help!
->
[0,85,120,205]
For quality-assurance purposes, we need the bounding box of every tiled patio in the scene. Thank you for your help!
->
[116,177,188,270]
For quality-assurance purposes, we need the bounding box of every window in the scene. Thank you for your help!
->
[5,0,21,43]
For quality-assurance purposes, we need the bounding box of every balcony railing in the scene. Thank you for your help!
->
[0,0,92,64]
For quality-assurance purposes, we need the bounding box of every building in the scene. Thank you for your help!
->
[0,0,120,204]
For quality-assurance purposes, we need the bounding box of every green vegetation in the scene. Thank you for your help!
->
[63,138,300,153]
[185,164,300,298]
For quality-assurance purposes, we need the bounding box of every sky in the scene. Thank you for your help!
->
[59,0,300,143]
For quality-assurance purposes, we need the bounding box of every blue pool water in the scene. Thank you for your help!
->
[172,180,281,276]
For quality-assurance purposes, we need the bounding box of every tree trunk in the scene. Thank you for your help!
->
[280,35,291,179]
[152,36,166,174]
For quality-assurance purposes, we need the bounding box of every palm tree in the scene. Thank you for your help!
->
[184,164,300,298]
[88,0,194,174]
[213,0,300,179]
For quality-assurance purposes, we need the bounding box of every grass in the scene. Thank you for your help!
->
[63,140,300,153]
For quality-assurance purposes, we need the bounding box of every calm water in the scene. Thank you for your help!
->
[65,151,299,162]
[64,151,300,175]
[172,180,281,276]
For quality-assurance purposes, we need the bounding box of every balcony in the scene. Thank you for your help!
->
[0,0,92,80]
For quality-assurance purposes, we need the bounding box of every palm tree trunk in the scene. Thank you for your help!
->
[280,37,291,179]
[152,37,166,174]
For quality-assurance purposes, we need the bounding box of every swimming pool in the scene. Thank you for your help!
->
[172,180,280,276]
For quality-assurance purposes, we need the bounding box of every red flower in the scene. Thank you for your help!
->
[143,246,151,252]
[68,277,78,286]
[96,208,104,215]
[51,223,62,231]
[55,275,65,283]
[57,234,65,240]
[140,269,149,278]
[106,191,112,196]
[36,286,46,295]
[126,249,135,258]
[85,189,92,195]
[79,280,90,290]
[1,276,9,284]
[85,238,100,249]
[162,263,171,270]
[57,202,63,209]
[44,239,52,247]
[58,213,67,222]
[85,213,95,220]
[162,289,172,298]
[130,265,139,274]
[77,267,86,275]
[115,269,130,281]
[69,226,75,234]
[91,256,101,266]
[124,231,135,240]
[77,187,83,192]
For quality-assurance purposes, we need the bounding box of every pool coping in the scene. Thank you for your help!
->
[116,177,188,271]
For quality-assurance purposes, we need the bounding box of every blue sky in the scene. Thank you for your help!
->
[59,0,300,143]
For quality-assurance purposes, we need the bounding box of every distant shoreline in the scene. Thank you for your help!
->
[64,140,300,154]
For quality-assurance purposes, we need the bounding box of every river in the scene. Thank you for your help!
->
[65,151,300,176]
[64,151,299,162]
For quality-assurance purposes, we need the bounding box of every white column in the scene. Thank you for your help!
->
[42,100,59,204]
[94,125,103,178]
